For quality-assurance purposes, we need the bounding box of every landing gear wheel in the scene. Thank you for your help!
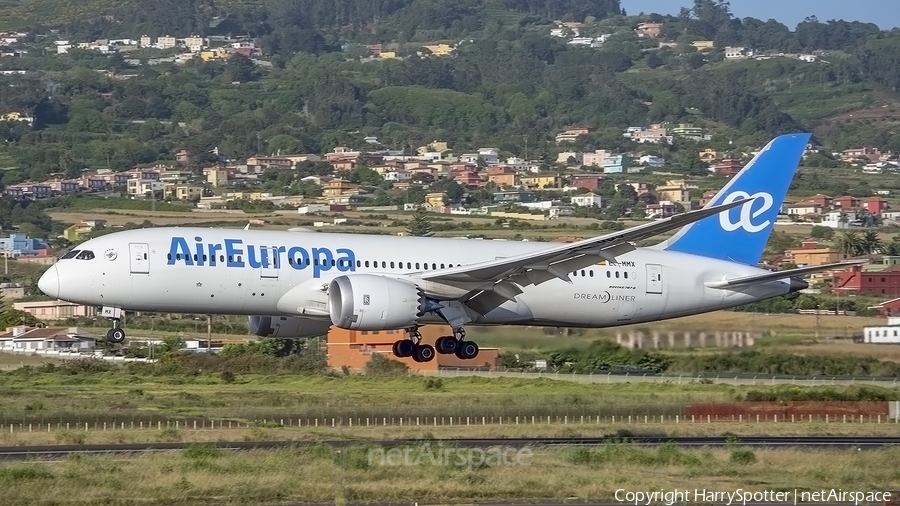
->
[106,328,126,344]
[455,341,479,360]
[393,339,415,358]
[413,344,435,363]
[435,336,458,354]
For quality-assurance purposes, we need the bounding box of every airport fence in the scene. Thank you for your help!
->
[2,401,899,433]
[1,411,899,435]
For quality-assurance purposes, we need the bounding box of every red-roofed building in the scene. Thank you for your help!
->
[714,158,743,177]
[833,265,900,296]
[572,174,605,190]
[834,195,859,209]
[862,196,889,215]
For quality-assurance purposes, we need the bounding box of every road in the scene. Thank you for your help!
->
[1,436,898,460]
[430,369,900,387]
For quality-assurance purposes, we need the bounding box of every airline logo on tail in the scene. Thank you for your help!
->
[662,133,811,266]
[719,191,774,233]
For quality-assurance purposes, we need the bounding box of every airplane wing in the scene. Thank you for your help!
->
[412,199,749,314]
[704,260,866,289]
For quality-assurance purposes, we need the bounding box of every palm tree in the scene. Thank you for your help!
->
[861,230,883,255]
[834,231,863,258]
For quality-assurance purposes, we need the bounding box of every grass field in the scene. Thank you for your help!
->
[1,368,899,432]
[0,444,897,505]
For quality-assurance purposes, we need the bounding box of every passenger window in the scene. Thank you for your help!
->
[314,259,319,266]
[381,261,386,268]
[416,262,420,269]
[606,271,611,278]
[220,255,224,262]
[424,263,428,270]
[176,254,182,260]
[390,261,395,268]
[228,256,233,262]
[61,250,80,260]
[432,263,436,270]
[615,271,619,278]
[166,253,172,261]
[589,270,594,277]
[624,272,628,279]
[407,262,411,269]
[193,254,198,262]
[441,264,445,269]
[365,261,370,268]
[581,270,586,276]
[356,260,361,267]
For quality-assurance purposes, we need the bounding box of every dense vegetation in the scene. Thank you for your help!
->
[2,0,900,189]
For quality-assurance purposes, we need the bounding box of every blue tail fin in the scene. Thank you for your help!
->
[661,133,811,265]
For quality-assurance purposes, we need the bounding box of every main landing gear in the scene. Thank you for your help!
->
[391,327,479,362]
[391,328,435,363]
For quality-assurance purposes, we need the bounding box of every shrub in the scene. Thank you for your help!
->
[364,354,410,376]
[730,448,756,465]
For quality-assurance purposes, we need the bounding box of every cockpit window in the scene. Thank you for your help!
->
[60,250,81,260]
[75,250,95,260]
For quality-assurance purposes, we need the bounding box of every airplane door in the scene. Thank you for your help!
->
[260,246,279,279]
[129,243,150,274]
[646,264,663,294]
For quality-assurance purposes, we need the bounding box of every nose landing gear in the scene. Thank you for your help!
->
[101,306,126,344]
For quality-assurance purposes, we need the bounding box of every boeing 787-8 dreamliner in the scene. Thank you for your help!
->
[37,133,857,362]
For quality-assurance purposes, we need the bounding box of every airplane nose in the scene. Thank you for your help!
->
[38,265,60,298]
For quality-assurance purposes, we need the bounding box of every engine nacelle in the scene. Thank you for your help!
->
[248,315,332,338]
[328,274,424,331]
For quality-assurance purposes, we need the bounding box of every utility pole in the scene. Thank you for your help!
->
[207,314,212,353]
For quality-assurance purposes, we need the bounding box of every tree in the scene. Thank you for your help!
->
[407,206,433,237]
[861,230,883,254]
[835,231,863,257]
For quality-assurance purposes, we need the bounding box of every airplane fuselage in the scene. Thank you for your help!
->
[42,227,794,328]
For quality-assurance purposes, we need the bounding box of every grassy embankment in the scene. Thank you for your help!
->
[0,443,898,505]
[2,367,900,443]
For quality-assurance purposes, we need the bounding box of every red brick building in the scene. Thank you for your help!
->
[833,265,900,296]
[326,325,498,372]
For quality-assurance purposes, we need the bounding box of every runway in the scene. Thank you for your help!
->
[1,436,898,460]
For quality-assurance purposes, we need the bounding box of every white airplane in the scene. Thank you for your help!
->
[38,133,857,362]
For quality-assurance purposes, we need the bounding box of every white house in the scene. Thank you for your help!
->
[571,193,601,207]
[0,326,96,353]
[821,210,857,229]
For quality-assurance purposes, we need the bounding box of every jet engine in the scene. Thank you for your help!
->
[248,315,332,338]
[328,274,425,331]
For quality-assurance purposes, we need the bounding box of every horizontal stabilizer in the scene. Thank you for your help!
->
[704,260,866,289]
